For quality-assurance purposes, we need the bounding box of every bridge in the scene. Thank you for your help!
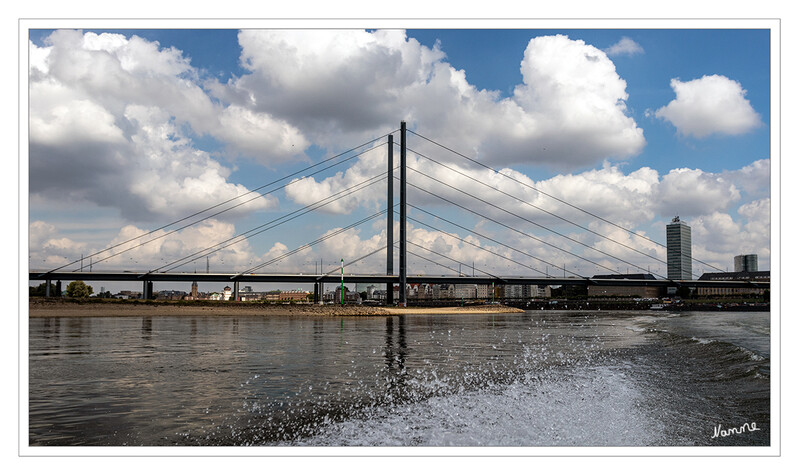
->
[29,122,769,302]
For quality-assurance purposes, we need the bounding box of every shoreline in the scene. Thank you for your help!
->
[27,299,525,318]
[27,298,766,318]
[382,305,524,315]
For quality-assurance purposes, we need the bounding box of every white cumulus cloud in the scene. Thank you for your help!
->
[28,31,279,223]
[216,31,645,170]
[216,105,310,165]
[653,167,740,217]
[483,34,645,168]
[720,158,770,198]
[654,75,762,138]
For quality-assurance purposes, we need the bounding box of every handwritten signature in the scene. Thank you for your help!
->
[711,422,761,439]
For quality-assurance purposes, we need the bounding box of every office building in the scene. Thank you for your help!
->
[734,254,758,273]
[505,284,552,299]
[666,216,692,280]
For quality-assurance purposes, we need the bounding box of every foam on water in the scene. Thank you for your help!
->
[294,366,664,446]
[691,336,715,345]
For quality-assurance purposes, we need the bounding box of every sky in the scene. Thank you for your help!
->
[25,25,775,293]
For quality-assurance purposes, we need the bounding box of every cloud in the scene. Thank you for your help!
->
[216,105,310,165]
[217,31,644,170]
[604,37,644,57]
[283,147,388,214]
[720,158,770,198]
[29,97,126,146]
[84,219,256,272]
[738,198,771,255]
[29,29,648,230]
[287,147,744,229]
[29,31,279,222]
[689,201,770,272]
[483,35,646,168]
[654,75,762,138]
[29,221,86,267]
[214,29,438,145]
[31,217,315,274]
[691,212,742,250]
[36,30,214,131]
[521,163,660,226]
[653,167,740,216]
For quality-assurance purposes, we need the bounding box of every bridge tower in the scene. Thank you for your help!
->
[399,121,407,306]
[387,133,394,305]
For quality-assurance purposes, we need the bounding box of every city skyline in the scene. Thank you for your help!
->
[25,23,774,292]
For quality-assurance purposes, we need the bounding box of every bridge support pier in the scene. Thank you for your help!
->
[55,280,61,298]
[142,280,153,300]
[233,281,239,301]
[314,281,320,304]
[45,279,51,297]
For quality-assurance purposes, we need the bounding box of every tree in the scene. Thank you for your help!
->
[66,280,93,299]
[29,282,56,297]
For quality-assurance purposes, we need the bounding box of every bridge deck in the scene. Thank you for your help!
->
[29,271,769,289]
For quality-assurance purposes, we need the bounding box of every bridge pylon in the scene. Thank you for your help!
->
[387,133,394,305]
[399,121,407,306]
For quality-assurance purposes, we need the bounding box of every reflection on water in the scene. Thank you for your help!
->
[29,311,770,447]
[141,317,152,339]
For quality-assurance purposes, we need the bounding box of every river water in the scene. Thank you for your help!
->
[28,310,770,447]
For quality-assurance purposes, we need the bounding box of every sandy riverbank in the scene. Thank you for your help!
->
[27,299,523,318]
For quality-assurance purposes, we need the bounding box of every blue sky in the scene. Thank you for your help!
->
[26,26,774,291]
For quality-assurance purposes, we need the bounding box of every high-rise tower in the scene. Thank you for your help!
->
[666,216,692,280]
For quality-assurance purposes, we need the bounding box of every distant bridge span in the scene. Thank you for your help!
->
[29,270,769,290]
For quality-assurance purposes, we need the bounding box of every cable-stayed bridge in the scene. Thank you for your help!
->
[29,122,769,303]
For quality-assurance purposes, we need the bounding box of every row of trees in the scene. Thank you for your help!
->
[29,280,94,298]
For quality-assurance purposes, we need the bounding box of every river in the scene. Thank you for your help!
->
[28,310,770,447]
